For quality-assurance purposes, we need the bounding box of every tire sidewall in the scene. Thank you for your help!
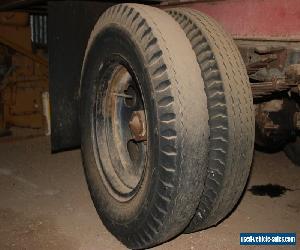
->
[80,26,161,236]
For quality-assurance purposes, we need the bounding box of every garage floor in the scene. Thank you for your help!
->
[0,135,299,250]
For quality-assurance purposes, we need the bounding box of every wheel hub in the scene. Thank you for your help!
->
[129,111,147,142]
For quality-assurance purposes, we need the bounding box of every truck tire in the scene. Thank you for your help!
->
[167,8,255,232]
[80,4,209,249]
[284,138,300,166]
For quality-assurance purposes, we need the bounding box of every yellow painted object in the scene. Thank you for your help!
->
[0,12,49,134]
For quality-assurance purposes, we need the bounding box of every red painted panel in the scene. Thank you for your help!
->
[185,0,300,40]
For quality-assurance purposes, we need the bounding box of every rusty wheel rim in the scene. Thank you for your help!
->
[94,63,148,201]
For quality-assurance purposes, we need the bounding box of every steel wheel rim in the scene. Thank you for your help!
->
[93,62,148,202]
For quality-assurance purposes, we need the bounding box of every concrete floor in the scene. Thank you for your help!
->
[0,135,299,250]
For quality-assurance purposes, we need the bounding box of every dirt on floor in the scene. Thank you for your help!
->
[0,135,299,250]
